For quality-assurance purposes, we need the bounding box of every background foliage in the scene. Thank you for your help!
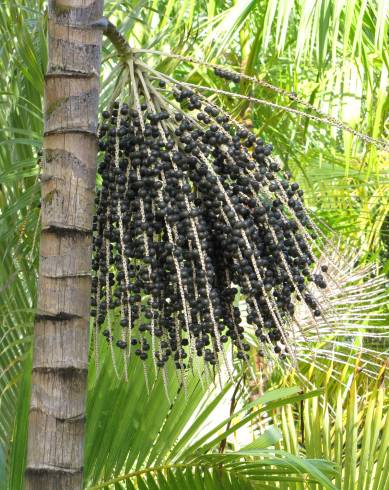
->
[0,0,387,488]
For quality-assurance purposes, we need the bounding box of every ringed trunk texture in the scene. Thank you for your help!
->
[26,1,104,489]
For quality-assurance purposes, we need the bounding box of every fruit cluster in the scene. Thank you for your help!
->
[91,70,327,373]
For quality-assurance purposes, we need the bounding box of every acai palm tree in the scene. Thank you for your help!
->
[0,1,387,490]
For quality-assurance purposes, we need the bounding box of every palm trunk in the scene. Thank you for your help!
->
[25,1,104,489]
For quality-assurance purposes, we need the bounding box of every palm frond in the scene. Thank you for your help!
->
[273,367,388,490]
[85,362,336,489]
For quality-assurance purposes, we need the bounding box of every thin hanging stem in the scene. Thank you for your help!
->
[132,48,388,151]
